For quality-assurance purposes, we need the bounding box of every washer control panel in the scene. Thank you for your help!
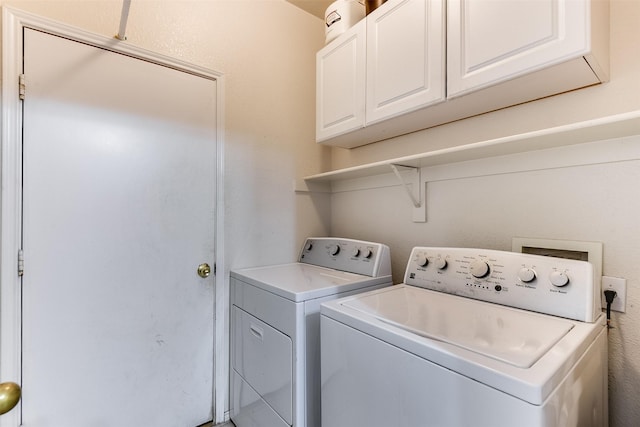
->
[404,247,599,322]
[299,237,391,277]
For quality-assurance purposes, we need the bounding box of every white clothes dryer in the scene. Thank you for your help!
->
[230,237,392,427]
[321,247,608,427]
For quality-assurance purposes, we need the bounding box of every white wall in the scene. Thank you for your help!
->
[1,0,329,419]
[327,1,640,426]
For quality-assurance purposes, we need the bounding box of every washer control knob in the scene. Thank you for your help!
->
[329,244,340,256]
[434,257,448,270]
[352,248,361,257]
[363,249,373,259]
[305,242,313,251]
[550,271,570,287]
[416,255,429,268]
[518,268,536,283]
[470,260,490,278]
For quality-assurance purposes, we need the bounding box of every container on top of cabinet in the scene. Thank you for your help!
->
[325,0,366,44]
[316,0,609,148]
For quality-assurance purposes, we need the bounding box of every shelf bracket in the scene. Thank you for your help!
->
[390,164,426,222]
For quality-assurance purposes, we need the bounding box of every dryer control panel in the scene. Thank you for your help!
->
[299,237,391,278]
[404,247,599,322]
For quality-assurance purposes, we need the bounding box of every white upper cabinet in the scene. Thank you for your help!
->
[316,0,609,148]
[447,0,609,97]
[316,0,445,143]
[366,0,445,124]
[316,20,366,142]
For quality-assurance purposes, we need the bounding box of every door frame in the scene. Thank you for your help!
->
[0,7,227,426]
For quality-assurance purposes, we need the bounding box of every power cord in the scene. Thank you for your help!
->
[604,290,617,329]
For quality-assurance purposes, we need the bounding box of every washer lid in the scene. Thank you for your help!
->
[231,263,391,302]
[341,285,573,368]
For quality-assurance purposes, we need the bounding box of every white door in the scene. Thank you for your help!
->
[20,28,217,426]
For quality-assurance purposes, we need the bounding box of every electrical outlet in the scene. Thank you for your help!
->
[601,276,627,313]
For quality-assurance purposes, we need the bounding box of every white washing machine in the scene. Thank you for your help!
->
[321,247,608,427]
[230,237,392,427]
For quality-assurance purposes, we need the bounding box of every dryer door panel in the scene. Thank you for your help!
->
[231,372,289,427]
[232,306,293,424]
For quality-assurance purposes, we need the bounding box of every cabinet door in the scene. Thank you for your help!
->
[316,19,366,142]
[366,0,445,125]
[448,0,591,98]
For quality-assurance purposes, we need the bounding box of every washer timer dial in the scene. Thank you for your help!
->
[470,260,490,278]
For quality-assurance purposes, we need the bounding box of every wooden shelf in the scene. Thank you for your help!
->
[303,111,640,184]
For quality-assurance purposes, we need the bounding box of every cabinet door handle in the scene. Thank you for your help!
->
[249,324,264,340]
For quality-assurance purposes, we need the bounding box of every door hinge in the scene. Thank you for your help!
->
[19,74,26,100]
[18,249,24,276]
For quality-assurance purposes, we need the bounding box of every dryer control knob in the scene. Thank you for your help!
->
[352,248,361,257]
[363,249,373,259]
[329,244,340,256]
[434,257,448,270]
[416,255,429,267]
[550,271,570,287]
[470,260,490,278]
[518,268,536,283]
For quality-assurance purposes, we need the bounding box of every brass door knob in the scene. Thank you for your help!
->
[197,263,211,278]
[0,382,21,415]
